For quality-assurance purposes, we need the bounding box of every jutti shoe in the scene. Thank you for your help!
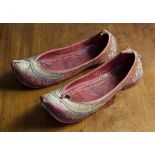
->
[11,30,117,88]
[41,49,143,123]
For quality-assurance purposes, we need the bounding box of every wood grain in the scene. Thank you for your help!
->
[0,23,154,131]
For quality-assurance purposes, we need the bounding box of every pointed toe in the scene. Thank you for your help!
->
[40,90,84,123]
[11,60,30,73]
[11,59,38,88]
[40,92,68,123]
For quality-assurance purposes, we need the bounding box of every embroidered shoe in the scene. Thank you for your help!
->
[11,30,117,88]
[41,49,143,123]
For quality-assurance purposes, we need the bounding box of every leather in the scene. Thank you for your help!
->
[11,30,117,88]
[41,49,143,123]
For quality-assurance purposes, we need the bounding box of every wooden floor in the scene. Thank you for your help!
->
[0,23,154,131]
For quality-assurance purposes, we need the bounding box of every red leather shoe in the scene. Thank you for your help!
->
[41,49,143,123]
[11,30,117,88]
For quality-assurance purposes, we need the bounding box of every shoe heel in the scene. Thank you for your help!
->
[106,34,117,62]
[122,55,143,90]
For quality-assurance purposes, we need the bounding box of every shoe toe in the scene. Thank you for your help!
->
[41,91,77,123]
[11,59,37,87]
[11,60,30,73]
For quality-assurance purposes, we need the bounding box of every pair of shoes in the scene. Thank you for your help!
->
[11,30,143,123]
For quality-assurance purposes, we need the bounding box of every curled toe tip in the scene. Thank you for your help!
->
[12,60,20,63]
[40,94,49,104]
[40,96,44,103]
[11,59,30,72]
[11,60,21,68]
[40,91,80,123]
[11,60,20,71]
[40,96,47,108]
[11,60,17,68]
[11,59,25,65]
